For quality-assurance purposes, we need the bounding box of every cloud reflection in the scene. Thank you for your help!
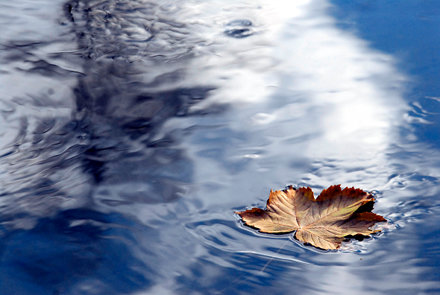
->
[173,0,439,294]
[182,0,408,201]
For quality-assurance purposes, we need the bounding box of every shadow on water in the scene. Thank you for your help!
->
[65,0,215,203]
[0,0,217,293]
[0,0,215,209]
[0,0,217,212]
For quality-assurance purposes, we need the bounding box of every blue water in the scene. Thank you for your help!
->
[0,0,439,294]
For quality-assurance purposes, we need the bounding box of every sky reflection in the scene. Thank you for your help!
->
[1,0,439,294]
[181,0,409,199]
[173,0,440,294]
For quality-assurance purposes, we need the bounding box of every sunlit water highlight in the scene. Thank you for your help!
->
[0,0,439,294]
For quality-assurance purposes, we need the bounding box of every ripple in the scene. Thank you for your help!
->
[224,19,255,39]
[1,0,440,294]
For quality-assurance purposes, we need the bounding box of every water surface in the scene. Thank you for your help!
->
[0,0,439,294]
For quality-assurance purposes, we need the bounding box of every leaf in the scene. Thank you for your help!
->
[236,185,386,250]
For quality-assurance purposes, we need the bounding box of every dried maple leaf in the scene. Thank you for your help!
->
[236,185,386,250]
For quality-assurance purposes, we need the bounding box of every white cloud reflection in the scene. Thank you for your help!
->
[168,0,434,293]
[182,0,408,194]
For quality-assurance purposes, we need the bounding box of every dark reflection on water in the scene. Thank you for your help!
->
[0,209,155,294]
[1,0,440,294]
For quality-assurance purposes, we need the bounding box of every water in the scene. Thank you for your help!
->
[0,0,439,294]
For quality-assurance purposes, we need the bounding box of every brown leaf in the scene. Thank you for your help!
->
[236,185,386,250]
